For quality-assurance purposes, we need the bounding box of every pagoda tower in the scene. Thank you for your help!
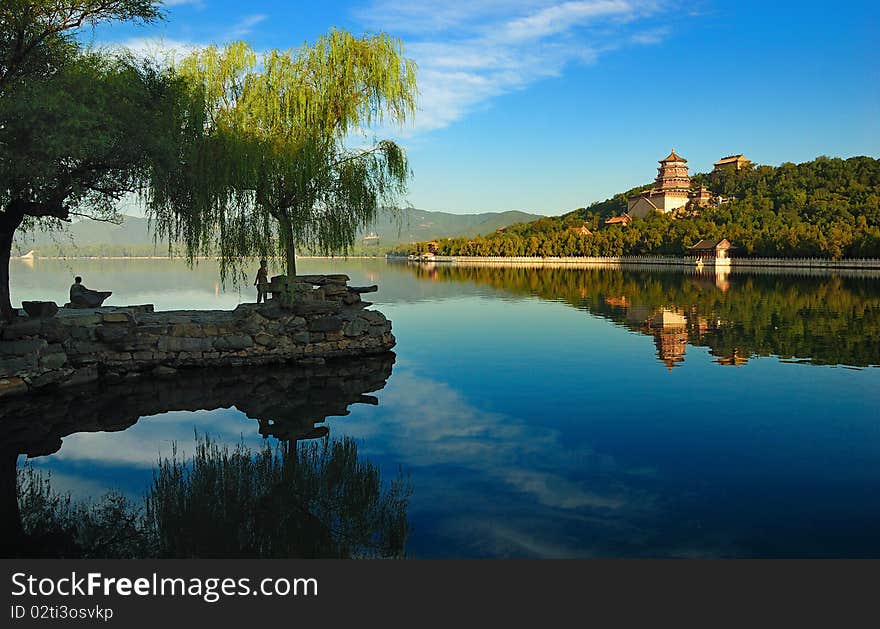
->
[655,149,691,193]
[626,148,694,217]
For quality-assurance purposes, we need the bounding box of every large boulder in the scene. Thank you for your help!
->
[22,301,58,318]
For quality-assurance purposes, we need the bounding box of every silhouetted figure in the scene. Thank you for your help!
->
[255,260,269,303]
[69,276,112,308]
[0,450,22,557]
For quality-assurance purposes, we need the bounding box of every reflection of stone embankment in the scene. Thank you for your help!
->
[0,355,395,555]
[0,354,394,459]
[0,274,395,398]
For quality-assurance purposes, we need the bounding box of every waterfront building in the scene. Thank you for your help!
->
[714,350,749,366]
[687,239,734,259]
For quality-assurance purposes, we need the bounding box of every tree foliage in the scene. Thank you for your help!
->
[0,0,166,320]
[148,31,418,283]
[0,0,161,90]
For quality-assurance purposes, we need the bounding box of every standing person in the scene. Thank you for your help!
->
[255,260,269,303]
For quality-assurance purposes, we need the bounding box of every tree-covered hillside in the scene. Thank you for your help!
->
[405,156,880,259]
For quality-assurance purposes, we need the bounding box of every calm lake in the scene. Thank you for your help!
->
[6,258,880,557]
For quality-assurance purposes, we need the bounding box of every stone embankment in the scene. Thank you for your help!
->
[0,274,394,399]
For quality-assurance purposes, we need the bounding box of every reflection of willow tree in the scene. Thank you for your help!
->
[147,436,409,558]
[15,436,409,559]
[406,264,880,366]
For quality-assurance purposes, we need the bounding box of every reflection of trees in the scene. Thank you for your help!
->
[406,264,880,367]
[1,356,408,558]
[144,436,409,559]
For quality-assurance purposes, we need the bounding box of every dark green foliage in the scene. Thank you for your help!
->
[404,157,880,259]
[0,0,161,90]
[0,0,171,320]
[1,53,192,221]
[16,465,147,558]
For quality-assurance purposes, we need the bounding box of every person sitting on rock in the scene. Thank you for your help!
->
[69,276,112,308]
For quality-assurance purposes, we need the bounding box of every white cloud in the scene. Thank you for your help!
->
[356,0,675,134]
[496,0,633,42]
[110,36,204,62]
[357,0,544,34]
[108,12,267,61]
[630,28,669,45]
[348,368,638,513]
[229,14,268,38]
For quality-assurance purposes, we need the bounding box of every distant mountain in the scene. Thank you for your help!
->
[361,208,542,245]
[13,208,543,256]
[14,215,163,253]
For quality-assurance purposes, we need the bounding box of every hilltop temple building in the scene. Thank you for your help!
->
[713,154,751,172]
[626,149,719,218]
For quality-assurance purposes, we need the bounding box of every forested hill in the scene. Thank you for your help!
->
[13,208,542,257]
[409,156,880,259]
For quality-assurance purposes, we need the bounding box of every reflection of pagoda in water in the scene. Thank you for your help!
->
[604,292,752,370]
[645,308,689,370]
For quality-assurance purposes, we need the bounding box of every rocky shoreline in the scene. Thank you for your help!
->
[0,274,395,399]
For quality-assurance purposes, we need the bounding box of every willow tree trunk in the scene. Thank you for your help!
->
[0,202,25,322]
[277,213,297,278]
[274,212,297,307]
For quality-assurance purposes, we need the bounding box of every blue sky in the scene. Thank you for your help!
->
[90,0,879,215]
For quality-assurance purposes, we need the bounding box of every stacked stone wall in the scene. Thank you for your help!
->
[0,275,394,398]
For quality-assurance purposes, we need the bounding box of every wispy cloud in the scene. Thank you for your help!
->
[112,12,268,61]
[229,13,268,38]
[356,0,675,133]
[111,36,203,62]
[630,27,669,45]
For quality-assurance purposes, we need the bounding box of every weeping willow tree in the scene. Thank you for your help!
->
[147,30,417,288]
